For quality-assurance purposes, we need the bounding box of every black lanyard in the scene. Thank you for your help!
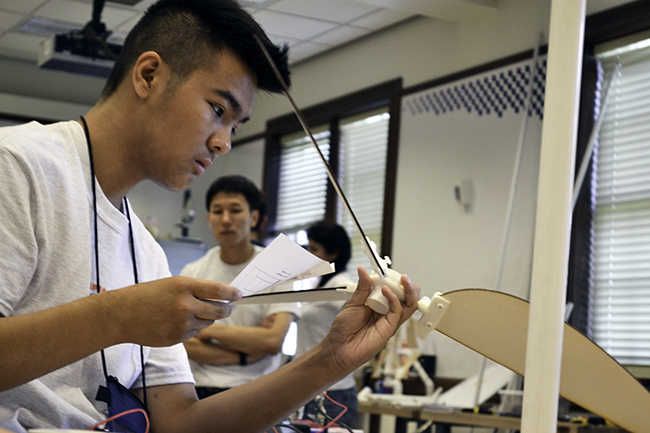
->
[79,116,148,410]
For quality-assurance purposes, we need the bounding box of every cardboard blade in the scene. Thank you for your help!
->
[435,289,650,433]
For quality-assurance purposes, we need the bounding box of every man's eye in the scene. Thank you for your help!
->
[211,104,225,118]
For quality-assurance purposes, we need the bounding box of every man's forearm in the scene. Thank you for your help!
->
[183,338,267,365]
[151,344,342,433]
[201,313,294,355]
[0,291,120,391]
[183,338,240,365]
[1,276,242,392]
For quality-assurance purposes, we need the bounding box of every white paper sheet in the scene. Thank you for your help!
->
[229,233,335,297]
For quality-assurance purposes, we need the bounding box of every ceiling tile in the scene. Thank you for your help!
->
[34,0,92,25]
[253,9,338,40]
[288,40,330,63]
[350,8,413,30]
[0,10,24,30]
[312,24,371,46]
[84,2,140,28]
[269,0,379,24]
[267,33,301,48]
[34,0,137,29]
[0,0,46,14]
[19,16,81,37]
[118,0,157,12]
[240,0,281,8]
[355,0,497,23]
[111,11,142,37]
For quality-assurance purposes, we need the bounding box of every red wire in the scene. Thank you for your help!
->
[317,391,348,432]
[87,408,150,433]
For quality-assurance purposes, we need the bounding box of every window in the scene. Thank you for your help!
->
[339,109,390,271]
[275,127,331,232]
[591,37,650,366]
[264,79,401,272]
[567,2,650,374]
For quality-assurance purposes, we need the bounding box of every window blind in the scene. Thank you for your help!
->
[273,108,390,274]
[340,110,390,272]
[275,129,330,232]
[593,54,650,365]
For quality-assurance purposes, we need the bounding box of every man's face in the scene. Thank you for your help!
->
[207,191,259,249]
[137,50,257,191]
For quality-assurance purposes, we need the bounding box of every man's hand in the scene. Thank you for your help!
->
[319,267,421,374]
[108,276,242,347]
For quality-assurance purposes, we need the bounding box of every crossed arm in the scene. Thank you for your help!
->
[183,312,295,365]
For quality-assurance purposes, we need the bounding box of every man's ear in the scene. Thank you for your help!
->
[250,209,260,229]
[132,51,166,99]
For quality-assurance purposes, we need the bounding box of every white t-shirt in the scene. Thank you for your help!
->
[181,245,301,388]
[295,272,357,390]
[0,121,194,432]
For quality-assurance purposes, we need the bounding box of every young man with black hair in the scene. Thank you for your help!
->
[181,175,299,399]
[0,0,421,432]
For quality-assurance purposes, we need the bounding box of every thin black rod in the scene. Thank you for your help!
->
[92,0,106,31]
[253,34,386,277]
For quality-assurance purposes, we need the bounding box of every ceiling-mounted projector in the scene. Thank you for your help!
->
[38,31,122,79]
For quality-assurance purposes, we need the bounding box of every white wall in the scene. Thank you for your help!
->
[395,75,544,379]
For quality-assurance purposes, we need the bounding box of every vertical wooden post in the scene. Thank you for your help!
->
[521,1,586,432]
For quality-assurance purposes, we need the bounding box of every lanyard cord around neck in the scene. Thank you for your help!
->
[79,116,148,410]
